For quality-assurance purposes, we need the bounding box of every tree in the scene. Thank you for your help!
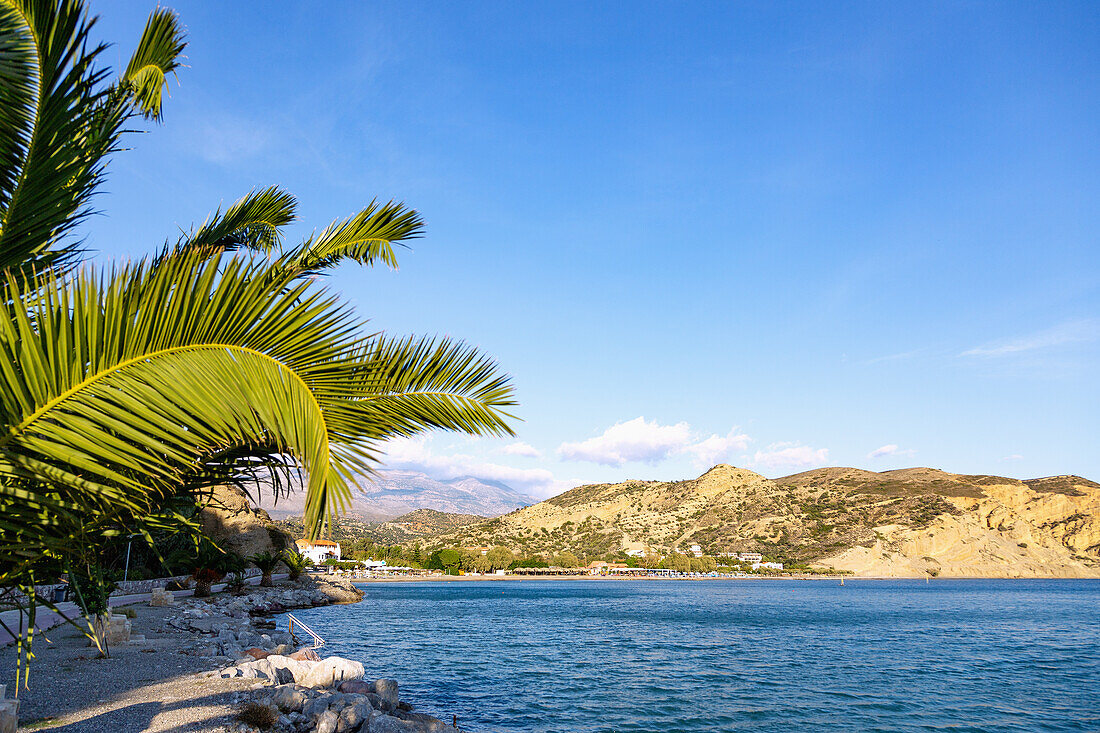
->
[0,0,517,692]
[281,551,309,581]
[486,546,515,571]
[552,551,581,568]
[249,551,282,587]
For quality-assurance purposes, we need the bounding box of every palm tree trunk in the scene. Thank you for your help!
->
[194,578,212,597]
[261,570,272,587]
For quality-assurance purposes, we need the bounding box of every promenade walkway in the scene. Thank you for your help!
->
[0,573,289,646]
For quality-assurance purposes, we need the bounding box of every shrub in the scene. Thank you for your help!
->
[237,702,278,730]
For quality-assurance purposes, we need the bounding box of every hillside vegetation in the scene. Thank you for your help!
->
[435,465,1100,578]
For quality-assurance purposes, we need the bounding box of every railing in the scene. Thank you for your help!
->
[287,613,325,649]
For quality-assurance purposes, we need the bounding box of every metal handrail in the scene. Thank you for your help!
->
[287,613,325,649]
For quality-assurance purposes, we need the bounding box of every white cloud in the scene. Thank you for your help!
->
[868,444,917,459]
[383,436,570,497]
[682,428,752,468]
[749,442,829,471]
[1001,454,1024,461]
[961,319,1098,357]
[500,441,542,458]
[556,417,751,468]
[557,417,694,466]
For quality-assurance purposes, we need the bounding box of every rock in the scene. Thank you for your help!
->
[271,685,307,713]
[290,648,321,662]
[244,648,271,660]
[372,679,399,707]
[223,655,313,685]
[338,699,374,732]
[367,715,410,733]
[301,695,332,719]
[199,484,291,558]
[300,657,365,689]
[395,711,458,733]
[149,587,174,606]
[315,709,339,733]
[337,680,372,695]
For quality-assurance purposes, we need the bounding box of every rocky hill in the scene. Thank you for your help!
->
[436,465,1100,578]
[274,508,486,545]
[255,469,536,521]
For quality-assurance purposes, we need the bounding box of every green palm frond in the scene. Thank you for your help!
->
[327,335,518,445]
[0,251,366,579]
[122,7,185,121]
[285,199,424,276]
[0,0,187,278]
[0,0,114,274]
[172,186,298,257]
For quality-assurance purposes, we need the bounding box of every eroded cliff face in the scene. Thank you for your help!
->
[817,478,1100,577]
[200,485,293,557]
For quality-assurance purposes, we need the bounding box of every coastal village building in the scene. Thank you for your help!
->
[737,552,763,564]
[295,538,341,564]
[689,544,703,557]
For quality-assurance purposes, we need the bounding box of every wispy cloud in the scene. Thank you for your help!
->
[557,417,750,468]
[500,441,542,459]
[384,436,571,497]
[868,444,916,459]
[749,442,829,471]
[1001,454,1024,462]
[195,113,274,164]
[960,319,1099,358]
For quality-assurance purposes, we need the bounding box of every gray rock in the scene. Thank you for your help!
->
[271,685,307,713]
[338,699,374,733]
[368,714,418,733]
[373,679,399,707]
[395,711,459,733]
[300,657,365,689]
[315,709,339,733]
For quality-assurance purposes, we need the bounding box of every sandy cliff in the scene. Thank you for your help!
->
[441,465,1100,578]
[817,476,1100,577]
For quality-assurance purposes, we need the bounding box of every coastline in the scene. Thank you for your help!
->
[2,574,452,733]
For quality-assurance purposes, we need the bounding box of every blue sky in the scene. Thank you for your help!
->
[90,1,1098,496]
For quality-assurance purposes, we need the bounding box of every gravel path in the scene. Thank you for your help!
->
[4,603,254,732]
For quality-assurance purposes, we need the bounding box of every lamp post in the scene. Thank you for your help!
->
[122,534,141,583]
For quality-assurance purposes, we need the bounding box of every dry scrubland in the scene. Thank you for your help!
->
[438,465,1100,578]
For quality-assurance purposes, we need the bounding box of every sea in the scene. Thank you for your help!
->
[278,579,1100,732]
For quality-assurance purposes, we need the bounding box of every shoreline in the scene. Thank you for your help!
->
[341,572,1100,583]
[2,575,455,733]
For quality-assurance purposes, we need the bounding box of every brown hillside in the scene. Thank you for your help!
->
[436,465,1100,578]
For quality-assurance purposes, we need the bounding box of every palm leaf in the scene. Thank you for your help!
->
[171,186,298,258]
[285,199,424,275]
[0,0,186,278]
[122,7,185,121]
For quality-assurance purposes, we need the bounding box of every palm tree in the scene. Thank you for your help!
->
[0,0,517,691]
[282,550,310,581]
[249,551,282,588]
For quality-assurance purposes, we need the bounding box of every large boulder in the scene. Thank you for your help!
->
[199,484,292,558]
[301,657,366,689]
[221,654,313,684]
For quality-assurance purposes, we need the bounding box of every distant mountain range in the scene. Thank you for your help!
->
[434,464,1100,578]
[255,469,537,521]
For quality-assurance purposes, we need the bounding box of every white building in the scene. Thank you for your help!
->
[752,561,783,571]
[624,549,646,558]
[689,544,703,557]
[737,552,763,564]
[295,539,341,564]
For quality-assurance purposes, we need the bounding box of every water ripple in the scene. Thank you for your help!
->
[279,579,1100,732]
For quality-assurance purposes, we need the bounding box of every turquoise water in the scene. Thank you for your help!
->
[280,579,1100,732]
